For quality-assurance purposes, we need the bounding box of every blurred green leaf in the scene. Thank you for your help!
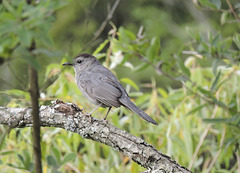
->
[233,34,240,49]
[203,118,231,123]
[197,86,211,97]
[174,55,190,78]
[146,37,160,62]
[212,59,221,75]
[22,150,32,170]
[7,163,23,169]
[211,71,221,91]
[199,0,219,9]
[213,97,227,108]
[220,12,228,25]
[133,63,149,72]
[2,0,16,16]
[16,1,25,16]
[33,28,53,46]
[47,155,58,168]
[0,89,30,100]
[0,151,15,156]
[120,78,139,91]
[17,26,32,47]
[0,130,8,151]
[210,0,221,9]
[0,11,16,23]
[0,20,18,35]
[220,37,232,51]
[180,113,193,160]
[224,137,240,151]
[93,39,109,55]
[52,147,61,164]
[17,154,24,165]
[119,27,136,42]
[131,161,140,173]
[16,46,40,70]
[61,153,76,164]
[186,103,208,116]
[211,33,220,46]
[157,88,168,98]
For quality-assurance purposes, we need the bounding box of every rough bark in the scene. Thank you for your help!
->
[0,100,191,173]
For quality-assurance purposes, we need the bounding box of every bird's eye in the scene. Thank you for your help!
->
[77,60,83,64]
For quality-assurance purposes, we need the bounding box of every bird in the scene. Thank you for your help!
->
[62,53,158,125]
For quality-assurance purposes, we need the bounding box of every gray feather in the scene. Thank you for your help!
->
[119,97,158,125]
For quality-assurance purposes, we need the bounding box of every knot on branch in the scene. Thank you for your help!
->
[52,99,83,115]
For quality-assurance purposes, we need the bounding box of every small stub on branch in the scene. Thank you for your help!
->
[52,99,83,115]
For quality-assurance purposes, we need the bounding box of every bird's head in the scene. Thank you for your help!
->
[62,53,97,74]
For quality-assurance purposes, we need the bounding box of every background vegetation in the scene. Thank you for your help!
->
[0,0,239,172]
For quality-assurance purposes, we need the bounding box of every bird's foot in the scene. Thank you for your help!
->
[84,112,93,123]
[103,117,108,124]
[103,107,111,124]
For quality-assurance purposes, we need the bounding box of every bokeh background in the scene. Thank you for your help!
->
[0,0,239,172]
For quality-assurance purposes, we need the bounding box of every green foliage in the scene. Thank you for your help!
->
[0,0,67,69]
[0,0,240,173]
[46,147,76,171]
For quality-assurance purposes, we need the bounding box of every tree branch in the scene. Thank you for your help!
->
[0,100,191,173]
[226,0,240,23]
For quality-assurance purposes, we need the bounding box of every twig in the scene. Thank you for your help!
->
[7,63,26,90]
[226,0,240,23]
[83,0,99,44]
[106,22,117,68]
[0,127,12,149]
[40,72,61,93]
[137,25,145,40]
[66,163,81,173]
[82,0,120,51]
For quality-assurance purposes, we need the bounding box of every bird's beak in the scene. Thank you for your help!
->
[62,62,74,66]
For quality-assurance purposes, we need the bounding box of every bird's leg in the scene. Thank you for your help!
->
[104,107,112,121]
[85,104,101,116]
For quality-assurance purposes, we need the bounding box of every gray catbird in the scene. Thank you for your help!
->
[62,53,158,125]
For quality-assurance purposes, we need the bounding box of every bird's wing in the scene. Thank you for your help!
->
[79,71,122,107]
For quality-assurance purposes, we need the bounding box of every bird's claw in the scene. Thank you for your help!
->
[84,113,93,123]
[103,118,108,124]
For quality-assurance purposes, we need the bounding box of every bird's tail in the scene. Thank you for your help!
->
[119,97,158,125]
